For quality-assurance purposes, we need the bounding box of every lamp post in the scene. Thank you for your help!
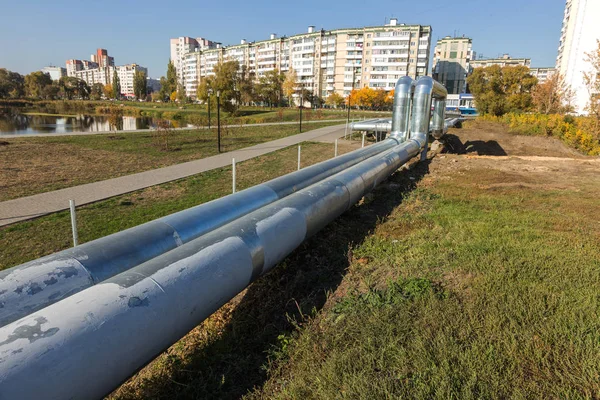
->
[207,88,213,130]
[217,90,221,153]
[346,64,357,130]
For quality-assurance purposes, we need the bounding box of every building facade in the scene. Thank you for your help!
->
[170,37,218,83]
[529,67,556,84]
[470,54,531,69]
[432,36,473,94]
[556,0,600,114]
[42,66,66,81]
[175,19,432,100]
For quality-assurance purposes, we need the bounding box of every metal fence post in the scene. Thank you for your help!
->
[69,200,79,247]
[334,139,338,157]
[297,145,301,171]
[232,158,236,194]
[362,133,365,148]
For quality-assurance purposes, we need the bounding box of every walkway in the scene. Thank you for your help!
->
[0,124,351,227]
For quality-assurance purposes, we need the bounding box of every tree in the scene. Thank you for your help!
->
[467,65,537,116]
[256,69,284,108]
[133,70,147,100]
[58,76,85,100]
[583,39,600,120]
[238,65,255,105]
[90,83,104,100]
[112,71,121,99]
[282,68,298,106]
[177,81,187,103]
[103,84,113,100]
[325,92,345,108]
[531,73,573,114]
[197,61,242,114]
[24,71,52,99]
[0,68,25,99]
[159,61,178,102]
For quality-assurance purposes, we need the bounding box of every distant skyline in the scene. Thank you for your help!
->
[0,0,565,78]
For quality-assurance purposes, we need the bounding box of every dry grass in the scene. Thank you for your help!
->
[0,122,341,201]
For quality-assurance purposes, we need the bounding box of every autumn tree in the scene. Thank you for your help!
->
[103,84,113,100]
[583,39,600,120]
[133,70,147,100]
[238,65,255,105]
[256,69,284,107]
[282,68,298,106]
[325,92,345,108]
[467,65,537,116]
[531,73,573,114]
[197,61,242,114]
[24,71,52,99]
[159,61,178,102]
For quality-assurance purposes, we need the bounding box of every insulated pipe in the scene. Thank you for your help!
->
[410,77,448,160]
[0,137,424,400]
[390,76,415,141]
[350,119,392,132]
[431,98,447,140]
[0,138,400,328]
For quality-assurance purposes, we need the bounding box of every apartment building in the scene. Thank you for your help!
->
[66,49,147,97]
[175,19,432,100]
[556,0,600,114]
[170,37,218,83]
[470,54,531,69]
[432,36,473,94]
[529,67,556,85]
[42,66,66,81]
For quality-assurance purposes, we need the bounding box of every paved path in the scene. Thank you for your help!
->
[0,119,349,138]
[0,124,351,227]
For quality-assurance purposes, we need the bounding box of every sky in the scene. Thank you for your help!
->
[0,0,565,78]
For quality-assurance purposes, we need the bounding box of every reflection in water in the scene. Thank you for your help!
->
[0,108,165,135]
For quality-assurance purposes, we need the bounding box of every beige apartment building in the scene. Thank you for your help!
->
[470,54,531,69]
[529,67,556,84]
[174,19,432,101]
[432,36,473,94]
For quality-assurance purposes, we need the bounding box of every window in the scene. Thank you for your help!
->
[450,51,457,59]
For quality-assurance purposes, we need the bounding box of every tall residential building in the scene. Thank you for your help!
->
[470,54,531,69]
[66,49,146,97]
[556,0,600,114]
[42,66,66,81]
[432,36,473,94]
[529,67,556,85]
[176,19,432,100]
[170,37,218,83]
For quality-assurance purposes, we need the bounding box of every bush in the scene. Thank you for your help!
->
[480,113,600,155]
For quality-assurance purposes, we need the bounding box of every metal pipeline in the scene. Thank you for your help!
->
[410,77,448,160]
[390,76,415,140]
[0,137,400,328]
[0,76,450,399]
[0,135,425,400]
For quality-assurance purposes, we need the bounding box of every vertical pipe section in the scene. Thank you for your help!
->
[69,200,78,247]
[390,76,415,141]
[431,98,447,140]
[409,77,448,160]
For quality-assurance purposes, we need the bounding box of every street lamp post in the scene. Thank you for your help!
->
[217,90,221,153]
[207,88,213,130]
[346,65,356,130]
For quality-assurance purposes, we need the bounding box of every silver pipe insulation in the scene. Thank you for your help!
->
[390,76,416,141]
[0,138,400,328]
[0,76,448,400]
[0,133,426,400]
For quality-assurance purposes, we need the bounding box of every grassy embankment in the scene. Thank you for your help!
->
[0,121,342,201]
[0,140,359,270]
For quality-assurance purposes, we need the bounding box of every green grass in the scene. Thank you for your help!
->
[245,165,600,399]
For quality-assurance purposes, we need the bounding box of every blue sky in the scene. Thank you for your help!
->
[0,0,564,78]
